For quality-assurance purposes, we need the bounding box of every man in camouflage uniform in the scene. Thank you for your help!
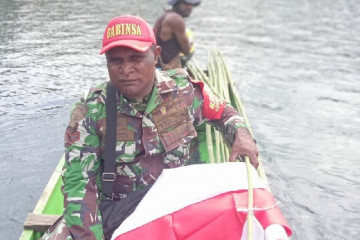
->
[41,15,258,240]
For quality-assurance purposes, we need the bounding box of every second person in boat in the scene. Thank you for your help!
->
[154,0,200,70]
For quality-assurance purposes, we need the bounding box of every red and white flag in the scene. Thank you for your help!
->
[111,162,292,240]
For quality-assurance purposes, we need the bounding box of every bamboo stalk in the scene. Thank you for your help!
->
[245,157,254,240]
[214,130,221,163]
[210,49,229,164]
[217,49,232,164]
[224,143,229,161]
[211,53,224,163]
[208,49,255,240]
[206,125,215,163]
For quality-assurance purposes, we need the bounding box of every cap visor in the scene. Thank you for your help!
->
[167,0,179,5]
[169,0,201,5]
[100,40,152,54]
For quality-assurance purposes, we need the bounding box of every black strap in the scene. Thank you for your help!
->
[102,82,117,194]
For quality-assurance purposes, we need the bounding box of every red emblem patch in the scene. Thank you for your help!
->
[190,79,225,120]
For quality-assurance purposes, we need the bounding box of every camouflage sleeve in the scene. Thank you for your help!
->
[192,83,249,146]
[63,101,103,240]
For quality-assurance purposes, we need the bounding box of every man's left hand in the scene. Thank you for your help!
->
[229,127,259,169]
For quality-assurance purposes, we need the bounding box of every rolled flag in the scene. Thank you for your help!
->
[111,162,292,240]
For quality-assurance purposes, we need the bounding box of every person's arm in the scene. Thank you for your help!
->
[192,82,259,169]
[166,13,191,56]
[63,101,104,240]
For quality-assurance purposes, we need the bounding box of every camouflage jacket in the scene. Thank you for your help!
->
[62,68,247,239]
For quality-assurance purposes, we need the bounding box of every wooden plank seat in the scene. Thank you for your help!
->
[23,213,61,233]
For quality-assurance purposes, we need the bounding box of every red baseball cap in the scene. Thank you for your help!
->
[100,15,156,54]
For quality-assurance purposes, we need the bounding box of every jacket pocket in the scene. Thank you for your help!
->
[159,121,197,152]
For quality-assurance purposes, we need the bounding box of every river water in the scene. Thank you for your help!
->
[1,0,359,239]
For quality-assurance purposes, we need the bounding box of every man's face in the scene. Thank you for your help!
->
[175,2,195,18]
[106,46,161,100]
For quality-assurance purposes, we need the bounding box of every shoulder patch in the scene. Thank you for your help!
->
[190,78,226,120]
[69,103,88,128]
[164,68,189,78]
[81,82,107,103]
[156,69,191,93]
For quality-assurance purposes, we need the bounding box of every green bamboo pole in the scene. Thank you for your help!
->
[245,157,254,240]
[215,50,229,163]
[208,49,228,163]
[211,49,230,164]
[224,143,229,162]
[214,131,221,163]
[208,60,219,163]
[212,49,255,240]
[215,51,230,102]
[206,125,215,163]
[213,51,224,163]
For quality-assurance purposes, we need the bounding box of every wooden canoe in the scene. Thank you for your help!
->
[19,49,268,240]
